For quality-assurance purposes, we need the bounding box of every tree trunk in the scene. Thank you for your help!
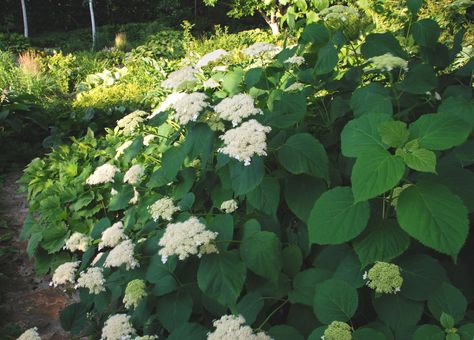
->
[21,0,28,38]
[89,0,96,49]
[258,10,280,35]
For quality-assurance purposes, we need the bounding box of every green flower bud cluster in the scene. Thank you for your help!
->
[322,321,352,340]
[364,262,403,294]
[123,279,147,309]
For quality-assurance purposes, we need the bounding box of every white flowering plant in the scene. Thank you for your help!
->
[18,7,474,340]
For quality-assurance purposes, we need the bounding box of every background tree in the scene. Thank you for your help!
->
[88,0,97,49]
[20,0,28,37]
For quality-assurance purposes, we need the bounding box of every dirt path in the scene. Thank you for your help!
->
[0,170,71,339]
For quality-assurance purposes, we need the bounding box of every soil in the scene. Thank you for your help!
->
[0,170,71,340]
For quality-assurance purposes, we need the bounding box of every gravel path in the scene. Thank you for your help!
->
[0,170,71,339]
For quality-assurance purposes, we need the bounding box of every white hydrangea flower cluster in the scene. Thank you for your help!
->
[124,164,144,185]
[64,232,92,252]
[366,53,408,72]
[148,196,180,222]
[220,199,238,213]
[171,92,209,125]
[158,216,218,263]
[143,134,156,146]
[161,66,197,90]
[284,82,305,92]
[319,5,360,22]
[207,315,272,340]
[51,261,80,287]
[203,78,220,89]
[86,164,119,185]
[75,267,106,294]
[115,140,133,159]
[101,314,136,340]
[129,187,140,205]
[116,110,148,134]
[197,49,229,68]
[104,240,139,270]
[123,279,147,309]
[363,261,403,294]
[135,336,158,340]
[17,327,41,340]
[214,94,262,127]
[149,92,187,119]
[243,42,282,57]
[284,55,305,66]
[99,221,127,250]
[218,119,271,166]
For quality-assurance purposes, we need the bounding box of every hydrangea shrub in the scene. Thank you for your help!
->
[19,5,474,340]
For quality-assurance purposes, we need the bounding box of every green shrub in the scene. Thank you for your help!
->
[19,4,474,339]
[0,33,30,53]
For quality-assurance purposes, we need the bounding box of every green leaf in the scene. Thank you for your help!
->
[396,182,469,257]
[108,186,134,211]
[278,133,329,182]
[240,231,282,283]
[438,95,474,127]
[351,148,405,202]
[41,224,68,253]
[208,214,234,251]
[122,135,143,164]
[59,302,89,335]
[91,218,111,239]
[372,294,423,330]
[237,292,264,325]
[197,251,246,307]
[289,268,332,306]
[413,325,444,340]
[146,255,177,296]
[353,219,410,267]
[398,254,447,301]
[230,157,265,195]
[407,0,425,15]
[245,68,263,88]
[459,324,474,340]
[313,278,358,324]
[427,282,467,323]
[440,312,455,329]
[223,68,244,95]
[247,176,280,216]
[314,43,338,75]
[284,175,327,223]
[353,328,385,340]
[396,145,437,173]
[300,21,330,45]
[378,121,409,147]
[147,146,187,188]
[409,113,471,151]
[266,90,307,128]
[156,291,193,331]
[282,244,303,278]
[308,187,370,245]
[351,83,393,117]
[361,33,408,59]
[341,113,392,158]
[412,19,441,47]
[185,123,214,169]
[268,325,304,340]
[399,64,437,94]
[167,322,208,340]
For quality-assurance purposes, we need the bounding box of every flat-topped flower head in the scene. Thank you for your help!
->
[243,42,281,57]
[99,221,127,250]
[322,321,352,340]
[115,140,133,159]
[86,164,119,185]
[218,119,271,166]
[51,261,80,287]
[220,199,238,214]
[214,93,262,127]
[143,134,156,146]
[366,53,408,72]
[207,314,271,340]
[161,66,197,90]
[124,164,144,185]
[158,216,218,263]
[104,240,139,270]
[149,92,187,119]
[123,279,147,309]
[76,267,106,294]
[148,196,180,222]
[284,55,305,66]
[116,110,148,134]
[172,92,209,125]
[17,327,41,340]
[364,261,403,294]
[101,314,136,340]
[64,232,92,252]
[197,49,229,68]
